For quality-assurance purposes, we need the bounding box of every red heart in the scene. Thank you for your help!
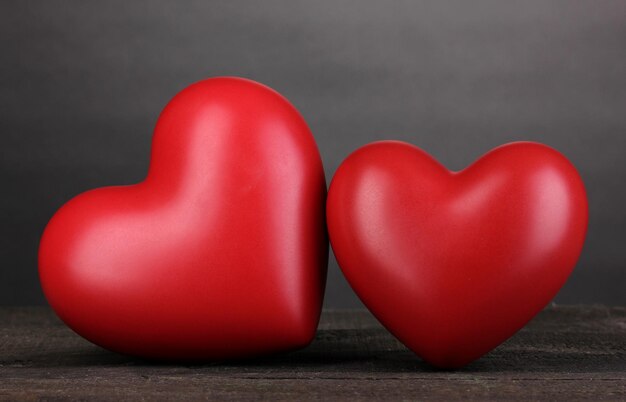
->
[39,77,328,359]
[327,141,587,368]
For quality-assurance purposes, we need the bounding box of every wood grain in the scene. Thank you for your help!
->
[1,306,625,400]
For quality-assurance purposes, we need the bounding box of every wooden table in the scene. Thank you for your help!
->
[1,306,625,400]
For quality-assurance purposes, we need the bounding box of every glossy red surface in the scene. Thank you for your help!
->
[327,141,588,368]
[39,77,328,359]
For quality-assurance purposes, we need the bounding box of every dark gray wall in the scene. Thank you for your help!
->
[1,0,625,307]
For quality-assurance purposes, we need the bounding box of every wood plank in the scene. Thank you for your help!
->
[1,306,625,400]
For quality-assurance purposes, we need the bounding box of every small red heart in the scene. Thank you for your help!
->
[39,77,328,359]
[327,141,587,368]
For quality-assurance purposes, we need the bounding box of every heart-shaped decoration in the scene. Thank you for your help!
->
[39,77,328,359]
[327,141,587,368]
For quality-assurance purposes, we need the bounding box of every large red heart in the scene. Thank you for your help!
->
[327,141,587,368]
[39,77,328,359]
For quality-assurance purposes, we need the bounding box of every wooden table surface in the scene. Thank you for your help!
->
[1,306,625,401]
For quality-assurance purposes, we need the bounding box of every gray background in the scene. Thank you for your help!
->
[1,0,625,307]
